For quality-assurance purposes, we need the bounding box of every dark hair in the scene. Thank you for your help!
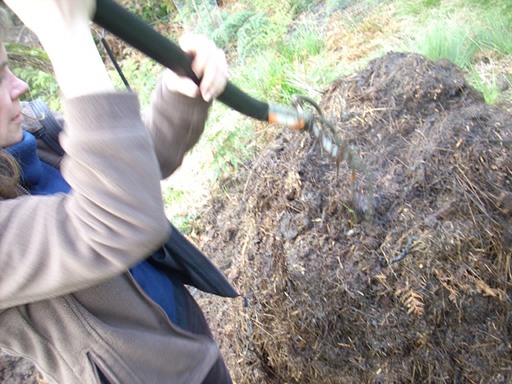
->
[0,152,20,198]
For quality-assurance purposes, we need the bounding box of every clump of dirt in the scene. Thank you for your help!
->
[195,52,512,383]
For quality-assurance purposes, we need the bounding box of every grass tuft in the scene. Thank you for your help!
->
[409,20,476,68]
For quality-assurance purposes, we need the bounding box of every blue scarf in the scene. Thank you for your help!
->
[5,131,180,326]
[5,131,70,195]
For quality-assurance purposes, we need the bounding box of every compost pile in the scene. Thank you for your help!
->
[195,52,512,384]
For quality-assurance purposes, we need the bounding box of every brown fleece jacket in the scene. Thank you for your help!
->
[0,81,224,383]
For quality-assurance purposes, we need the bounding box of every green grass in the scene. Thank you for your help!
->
[288,0,314,16]
[281,25,324,62]
[462,0,512,24]
[408,4,512,66]
[412,21,477,68]
[211,10,255,53]
[474,10,512,56]
[398,0,440,16]
[227,20,331,105]
[468,70,501,104]
[162,186,197,233]
[325,0,351,13]
[206,112,255,183]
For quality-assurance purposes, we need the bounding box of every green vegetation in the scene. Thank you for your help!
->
[412,21,477,68]
[109,57,161,106]
[162,186,197,234]
[10,0,511,230]
[400,0,512,102]
[15,68,61,111]
[208,114,255,182]
[124,0,175,23]
[7,43,61,110]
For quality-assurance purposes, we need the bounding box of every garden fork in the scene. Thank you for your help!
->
[93,0,373,216]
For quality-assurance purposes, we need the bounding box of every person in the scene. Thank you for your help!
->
[0,0,232,383]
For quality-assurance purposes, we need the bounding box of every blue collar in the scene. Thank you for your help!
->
[5,130,70,195]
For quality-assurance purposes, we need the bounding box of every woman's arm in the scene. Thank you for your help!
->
[0,0,168,309]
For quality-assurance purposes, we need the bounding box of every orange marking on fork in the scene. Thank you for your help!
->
[269,112,306,130]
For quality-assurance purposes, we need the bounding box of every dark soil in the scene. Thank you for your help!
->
[194,52,512,384]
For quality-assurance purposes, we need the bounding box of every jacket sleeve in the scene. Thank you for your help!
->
[0,92,169,310]
[142,78,210,179]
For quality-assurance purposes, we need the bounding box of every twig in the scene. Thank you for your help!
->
[389,236,416,265]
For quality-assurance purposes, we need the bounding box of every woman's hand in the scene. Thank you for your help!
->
[163,34,228,102]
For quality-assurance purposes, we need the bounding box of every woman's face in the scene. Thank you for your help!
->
[0,43,29,148]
